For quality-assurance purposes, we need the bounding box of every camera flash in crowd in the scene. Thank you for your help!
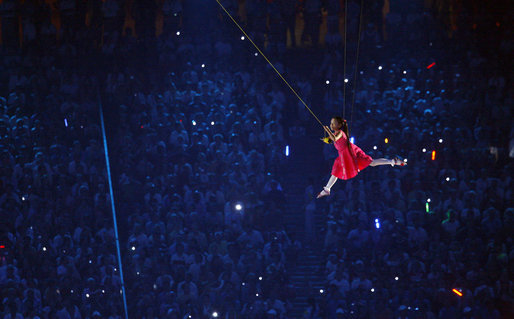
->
[176,31,180,36]
[395,276,399,281]
[320,289,324,294]
[131,246,135,251]
[201,64,205,68]
[241,36,245,40]
[344,78,349,83]
[235,203,242,211]
[326,80,330,85]
[378,66,383,70]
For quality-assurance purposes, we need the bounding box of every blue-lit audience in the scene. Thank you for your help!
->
[0,1,512,319]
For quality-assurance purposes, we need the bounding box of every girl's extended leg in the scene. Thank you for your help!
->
[317,175,338,198]
[369,158,394,167]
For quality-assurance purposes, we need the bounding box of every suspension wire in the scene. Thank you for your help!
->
[214,0,325,128]
[349,0,365,132]
[97,90,129,319]
[342,0,348,119]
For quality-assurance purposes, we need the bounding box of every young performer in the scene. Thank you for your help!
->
[317,117,406,198]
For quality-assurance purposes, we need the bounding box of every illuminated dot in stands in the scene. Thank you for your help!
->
[256,293,259,297]
[427,198,431,203]
[320,289,324,294]
[326,80,330,85]
[241,36,245,40]
[371,288,375,292]
[404,158,408,163]
[86,293,90,298]
[71,290,74,293]
[235,204,242,211]
[102,290,105,294]
[439,138,443,143]
[422,148,426,152]
[192,120,196,126]
[403,70,407,74]
[259,276,262,281]
[89,260,92,264]
[131,246,135,251]
[201,64,205,68]
[137,272,140,275]
[242,282,246,286]
[373,146,377,150]
[344,78,349,83]
[22,196,25,201]
[446,177,450,182]
[360,71,364,74]
[254,53,258,56]
[378,66,383,70]
[114,268,117,272]
[211,121,215,126]
[176,31,180,36]
[395,276,399,281]
[43,247,47,251]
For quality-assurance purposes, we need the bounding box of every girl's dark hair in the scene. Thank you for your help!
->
[332,116,354,158]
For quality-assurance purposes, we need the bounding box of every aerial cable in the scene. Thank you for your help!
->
[214,0,325,129]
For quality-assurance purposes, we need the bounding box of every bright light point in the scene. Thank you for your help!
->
[285,145,290,157]
[403,158,407,163]
[242,282,246,286]
[71,289,74,293]
[452,288,463,297]
[385,138,389,144]
[360,71,363,74]
[320,289,324,294]
[259,276,262,281]
[378,66,383,70]
[22,196,25,201]
[403,70,407,74]
[211,121,215,126]
[446,177,450,182]
[422,148,426,152]
[439,138,443,143]
[192,120,196,126]
[371,288,375,292]
[344,78,349,83]
[131,246,135,251]
[408,307,411,310]
[201,64,205,68]
[241,36,245,40]
[431,150,436,160]
[256,293,259,296]
[89,260,92,264]
[326,80,330,85]
[43,247,46,251]
[235,204,242,211]
[350,137,355,144]
[114,268,117,272]
[254,52,258,56]
[375,219,379,223]
[395,276,399,281]
[86,293,90,298]
[373,146,377,150]
[64,119,68,127]
[137,272,140,275]
[427,198,431,203]
[212,312,219,318]
[102,290,105,293]
[176,31,180,36]
[415,307,419,311]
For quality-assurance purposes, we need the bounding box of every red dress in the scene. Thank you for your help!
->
[331,132,373,180]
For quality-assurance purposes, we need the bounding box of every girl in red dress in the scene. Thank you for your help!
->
[317,116,405,198]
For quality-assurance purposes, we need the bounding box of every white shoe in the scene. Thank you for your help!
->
[316,187,330,199]
[392,157,407,167]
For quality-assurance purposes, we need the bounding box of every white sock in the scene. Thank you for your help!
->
[370,158,394,167]
[325,175,338,191]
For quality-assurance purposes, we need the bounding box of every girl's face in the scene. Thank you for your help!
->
[330,118,342,131]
